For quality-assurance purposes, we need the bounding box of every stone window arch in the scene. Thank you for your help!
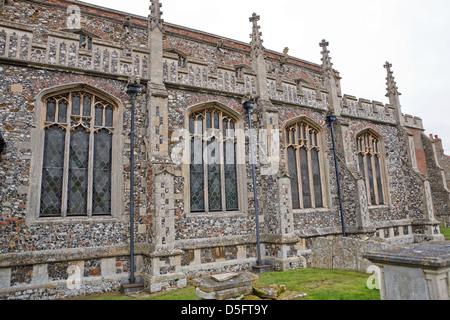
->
[284,118,327,210]
[29,86,124,220]
[186,105,244,214]
[356,130,387,206]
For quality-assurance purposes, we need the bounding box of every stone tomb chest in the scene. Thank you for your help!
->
[193,273,259,300]
[364,241,450,300]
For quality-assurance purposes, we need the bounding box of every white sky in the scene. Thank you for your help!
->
[79,0,450,153]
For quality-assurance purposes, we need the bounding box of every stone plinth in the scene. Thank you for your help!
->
[194,272,259,300]
[364,241,450,300]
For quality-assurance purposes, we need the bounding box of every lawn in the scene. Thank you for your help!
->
[259,269,379,300]
[71,228,450,300]
[441,227,450,240]
[71,229,450,301]
[72,268,380,301]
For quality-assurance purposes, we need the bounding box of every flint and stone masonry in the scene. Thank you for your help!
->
[0,0,448,299]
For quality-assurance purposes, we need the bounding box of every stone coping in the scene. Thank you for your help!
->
[363,241,450,269]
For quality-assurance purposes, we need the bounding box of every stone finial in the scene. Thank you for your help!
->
[249,12,260,24]
[149,0,164,32]
[384,61,401,97]
[384,61,403,124]
[249,12,264,57]
[320,39,334,77]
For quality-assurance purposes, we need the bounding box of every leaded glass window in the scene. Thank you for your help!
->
[188,107,239,213]
[39,90,116,217]
[285,120,325,210]
[356,131,385,206]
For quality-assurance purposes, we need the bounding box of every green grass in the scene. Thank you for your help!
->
[441,227,450,240]
[259,269,379,300]
[72,268,379,301]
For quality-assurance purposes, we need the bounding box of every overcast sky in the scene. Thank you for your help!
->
[80,0,450,153]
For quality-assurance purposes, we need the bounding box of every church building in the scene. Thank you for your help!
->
[0,0,448,299]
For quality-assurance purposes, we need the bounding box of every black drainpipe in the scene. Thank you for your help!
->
[0,132,5,160]
[327,115,347,237]
[126,82,142,284]
[244,101,263,266]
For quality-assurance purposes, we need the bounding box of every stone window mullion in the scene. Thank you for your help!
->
[39,89,116,218]
[61,94,72,218]
[285,119,325,210]
[357,131,386,207]
[86,94,95,217]
[188,107,239,214]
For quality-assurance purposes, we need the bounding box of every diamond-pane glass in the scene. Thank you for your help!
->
[224,140,238,211]
[299,148,311,208]
[68,127,89,215]
[311,149,323,208]
[189,109,240,213]
[105,106,113,127]
[375,156,384,205]
[287,147,300,210]
[367,155,376,205]
[207,138,222,212]
[206,111,212,128]
[190,137,204,212]
[58,100,68,123]
[286,121,325,209]
[213,112,220,129]
[357,132,385,206]
[95,105,103,126]
[358,154,365,178]
[93,130,112,215]
[40,126,66,217]
[208,163,222,212]
[72,94,81,115]
[83,94,91,117]
[189,117,195,134]
[46,99,56,122]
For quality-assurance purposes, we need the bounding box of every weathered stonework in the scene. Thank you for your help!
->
[311,237,388,272]
[0,0,448,299]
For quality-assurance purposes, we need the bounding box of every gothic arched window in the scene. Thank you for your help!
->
[285,119,325,210]
[188,107,239,213]
[39,90,117,217]
[356,131,386,206]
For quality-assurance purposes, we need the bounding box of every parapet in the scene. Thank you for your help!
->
[403,114,424,130]
[340,94,396,125]
[0,20,149,79]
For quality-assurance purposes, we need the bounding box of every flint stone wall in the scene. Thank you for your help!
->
[311,237,387,272]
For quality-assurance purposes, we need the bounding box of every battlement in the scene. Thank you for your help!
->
[0,20,150,79]
[403,114,424,130]
[0,19,321,105]
[0,0,422,128]
[340,94,397,124]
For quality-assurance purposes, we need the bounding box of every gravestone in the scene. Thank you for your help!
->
[194,272,307,300]
[364,241,450,300]
[194,272,258,300]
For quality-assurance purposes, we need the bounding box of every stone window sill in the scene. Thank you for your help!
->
[29,215,124,225]
[187,211,247,218]
[293,208,329,214]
